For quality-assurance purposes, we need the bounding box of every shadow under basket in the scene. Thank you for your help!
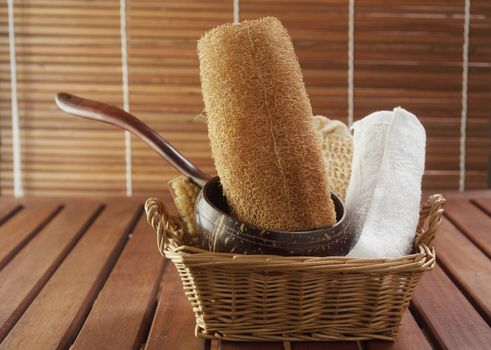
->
[145,194,445,342]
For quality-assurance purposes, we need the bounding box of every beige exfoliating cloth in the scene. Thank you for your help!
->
[198,17,336,231]
[313,116,353,200]
[168,176,200,238]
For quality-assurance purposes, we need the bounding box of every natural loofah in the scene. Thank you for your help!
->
[198,17,336,231]
[168,176,200,238]
[313,116,353,200]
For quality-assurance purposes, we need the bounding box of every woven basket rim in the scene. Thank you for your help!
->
[145,193,445,269]
[163,243,431,261]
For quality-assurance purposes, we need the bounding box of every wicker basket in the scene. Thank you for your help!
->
[145,194,445,342]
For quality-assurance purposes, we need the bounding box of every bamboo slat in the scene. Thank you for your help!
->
[0,0,489,195]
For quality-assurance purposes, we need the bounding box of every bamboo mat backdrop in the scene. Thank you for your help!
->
[0,0,490,196]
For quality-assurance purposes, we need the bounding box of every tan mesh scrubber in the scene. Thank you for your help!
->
[168,176,200,237]
[313,116,353,200]
[198,17,336,231]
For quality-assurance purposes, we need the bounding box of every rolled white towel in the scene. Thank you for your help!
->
[346,107,426,258]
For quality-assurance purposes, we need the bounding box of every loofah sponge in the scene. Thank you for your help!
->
[168,176,201,238]
[313,116,353,200]
[198,17,336,231]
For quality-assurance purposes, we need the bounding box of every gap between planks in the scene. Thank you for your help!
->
[0,199,143,350]
[1,193,490,349]
[444,197,491,258]
[0,201,104,342]
[472,197,491,217]
[0,202,23,226]
[434,218,491,324]
[411,264,491,349]
[71,213,165,350]
[0,201,63,270]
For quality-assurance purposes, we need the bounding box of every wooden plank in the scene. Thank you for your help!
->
[412,265,491,349]
[213,313,426,349]
[436,219,491,323]
[0,200,22,226]
[144,263,204,350]
[0,200,142,350]
[291,341,358,349]
[473,197,491,216]
[365,311,432,350]
[218,341,285,349]
[435,190,491,200]
[0,200,101,341]
[0,201,61,270]
[444,198,491,257]
[72,215,165,350]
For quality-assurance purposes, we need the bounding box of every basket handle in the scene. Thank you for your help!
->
[145,197,186,254]
[414,194,446,250]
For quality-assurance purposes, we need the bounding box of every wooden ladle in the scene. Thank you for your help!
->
[55,92,211,187]
[55,92,353,256]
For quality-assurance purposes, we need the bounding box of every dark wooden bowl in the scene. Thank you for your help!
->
[195,177,353,256]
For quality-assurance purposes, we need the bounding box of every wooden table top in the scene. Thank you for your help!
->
[0,191,489,350]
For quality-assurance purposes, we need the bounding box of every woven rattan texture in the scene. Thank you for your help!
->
[145,194,445,341]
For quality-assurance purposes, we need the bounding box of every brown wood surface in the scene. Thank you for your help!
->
[0,201,61,269]
[145,262,205,350]
[0,199,142,350]
[365,311,432,350]
[71,214,165,350]
[473,197,491,216]
[0,0,489,195]
[412,265,491,349]
[0,191,490,349]
[0,200,101,341]
[444,198,491,257]
[218,341,285,349]
[436,219,491,323]
[0,200,21,225]
[292,341,359,350]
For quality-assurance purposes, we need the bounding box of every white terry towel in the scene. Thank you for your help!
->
[346,107,426,258]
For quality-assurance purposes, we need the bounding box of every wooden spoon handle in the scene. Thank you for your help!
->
[55,92,211,187]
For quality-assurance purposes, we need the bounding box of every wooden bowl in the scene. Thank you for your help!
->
[195,177,352,256]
